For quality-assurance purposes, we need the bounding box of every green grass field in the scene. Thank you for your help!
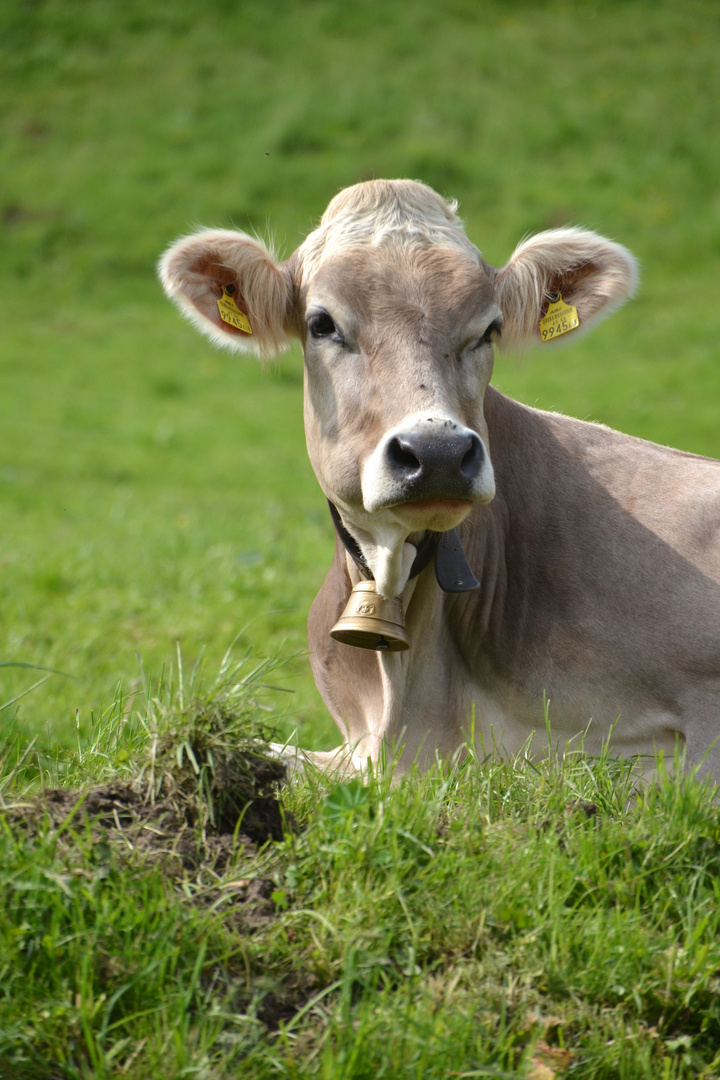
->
[4,688,720,1079]
[2,0,720,1075]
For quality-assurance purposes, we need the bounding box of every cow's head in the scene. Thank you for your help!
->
[160,180,637,597]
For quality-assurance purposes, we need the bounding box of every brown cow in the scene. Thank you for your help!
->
[160,180,720,781]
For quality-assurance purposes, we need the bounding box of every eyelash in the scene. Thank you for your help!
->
[468,319,503,352]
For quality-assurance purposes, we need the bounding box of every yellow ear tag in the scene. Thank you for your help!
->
[217,286,252,334]
[539,293,579,342]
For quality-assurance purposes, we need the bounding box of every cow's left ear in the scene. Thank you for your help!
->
[159,229,297,358]
[494,227,638,350]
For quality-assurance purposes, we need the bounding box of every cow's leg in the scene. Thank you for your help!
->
[267,741,362,779]
[679,700,720,789]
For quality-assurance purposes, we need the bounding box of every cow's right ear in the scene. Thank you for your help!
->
[159,229,297,358]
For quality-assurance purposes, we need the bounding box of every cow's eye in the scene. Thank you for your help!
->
[308,312,340,340]
[467,318,503,353]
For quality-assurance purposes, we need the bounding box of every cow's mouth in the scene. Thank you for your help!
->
[393,498,473,532]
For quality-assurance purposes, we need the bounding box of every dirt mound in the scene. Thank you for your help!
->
[2,748,311,1026]
[5,748,288,879]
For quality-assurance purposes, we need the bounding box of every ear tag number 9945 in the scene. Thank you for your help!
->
[539,292,579,341]
[217,285,252,334]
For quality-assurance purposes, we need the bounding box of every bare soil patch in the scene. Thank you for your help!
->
[4,750,289,923]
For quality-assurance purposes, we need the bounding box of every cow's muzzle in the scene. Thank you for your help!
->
[362,415,494,514]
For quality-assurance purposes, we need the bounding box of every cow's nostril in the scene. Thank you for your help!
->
[387,436,422,478]
[460,435,483,480]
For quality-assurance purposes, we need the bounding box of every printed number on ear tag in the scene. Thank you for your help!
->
[539,293,579,342]
[217,286,253,334]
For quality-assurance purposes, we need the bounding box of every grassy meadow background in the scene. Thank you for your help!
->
[2,1,720,1077]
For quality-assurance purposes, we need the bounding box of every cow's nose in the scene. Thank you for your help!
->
[386,430,484,486]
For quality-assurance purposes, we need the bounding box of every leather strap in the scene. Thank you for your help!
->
[328,501,479,593]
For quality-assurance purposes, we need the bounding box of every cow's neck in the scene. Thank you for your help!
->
[462,385,600,672]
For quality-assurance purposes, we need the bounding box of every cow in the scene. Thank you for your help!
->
[160,179,720,782]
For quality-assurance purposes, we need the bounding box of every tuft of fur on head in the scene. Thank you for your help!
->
[495,227,639,351]
[158,228,294,359]
[296,178,481,282]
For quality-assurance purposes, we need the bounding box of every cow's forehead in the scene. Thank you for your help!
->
[295,178,482,280]
[300,243,499,331]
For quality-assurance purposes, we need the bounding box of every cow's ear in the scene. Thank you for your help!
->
[494,227,638,350]
[159,229,297,358]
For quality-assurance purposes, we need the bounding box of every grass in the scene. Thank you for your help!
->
[2,663,720,1078]
[2,0,720,1075]
[1,823,226,1077]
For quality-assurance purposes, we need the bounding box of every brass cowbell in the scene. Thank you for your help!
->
[329,580,410,652]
